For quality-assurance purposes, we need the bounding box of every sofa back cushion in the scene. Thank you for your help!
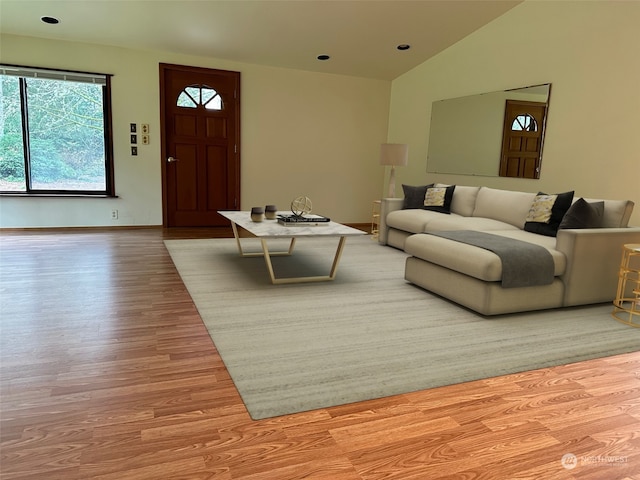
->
[472,187,536,229]
[435,184,480,217]
[582,198,635,227]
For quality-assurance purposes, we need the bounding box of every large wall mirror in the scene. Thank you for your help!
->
[426,83,551,178]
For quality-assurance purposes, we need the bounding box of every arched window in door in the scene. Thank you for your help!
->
[177,85,223,110]
[511,114,538,132]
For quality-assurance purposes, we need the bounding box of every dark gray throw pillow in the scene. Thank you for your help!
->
[402,184,434,209]
[559,198,604,229]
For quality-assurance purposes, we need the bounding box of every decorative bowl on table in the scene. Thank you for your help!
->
[250,207,264,222]
[265,205,278,220]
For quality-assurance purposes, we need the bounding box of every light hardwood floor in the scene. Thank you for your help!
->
[1,228,639,480]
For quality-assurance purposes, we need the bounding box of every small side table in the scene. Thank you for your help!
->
[371,200,381,240]
[612,243,640,327]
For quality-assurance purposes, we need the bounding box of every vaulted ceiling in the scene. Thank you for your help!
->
[0,0,522,80]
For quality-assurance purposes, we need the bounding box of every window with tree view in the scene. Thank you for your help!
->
[0,65,114,195]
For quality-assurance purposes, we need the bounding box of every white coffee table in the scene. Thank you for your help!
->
[218,211,366,284]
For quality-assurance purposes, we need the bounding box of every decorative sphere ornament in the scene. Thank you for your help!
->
[291,196,313,217]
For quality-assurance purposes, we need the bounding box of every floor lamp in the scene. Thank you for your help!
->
[380,143,408,198]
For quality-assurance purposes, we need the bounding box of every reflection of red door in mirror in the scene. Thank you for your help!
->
[160,64,240,227]
[499,100,547,179]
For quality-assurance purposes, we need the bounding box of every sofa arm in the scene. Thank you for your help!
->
[556,227,640,306]
[378,198,405,245]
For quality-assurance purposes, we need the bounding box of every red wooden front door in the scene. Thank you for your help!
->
[160,63,240,227]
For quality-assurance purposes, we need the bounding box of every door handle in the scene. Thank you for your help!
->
[167,156,179,163]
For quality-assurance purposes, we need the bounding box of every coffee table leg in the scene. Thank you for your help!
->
[230,221,246,255]
[260,239,278,283]
[329,236,347,278]
[260,236,348,284]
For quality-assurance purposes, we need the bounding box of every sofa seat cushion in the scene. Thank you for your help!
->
[424,216,519,233]
[404,232,566,283]
[387,209,462,234]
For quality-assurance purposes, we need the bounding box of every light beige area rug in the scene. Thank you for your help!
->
[164,236,640,420]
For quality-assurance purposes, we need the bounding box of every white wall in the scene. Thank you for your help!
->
[0,35,390,227]
[388,0,640,226]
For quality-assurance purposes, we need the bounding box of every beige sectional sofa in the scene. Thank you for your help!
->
[379,185,640,315]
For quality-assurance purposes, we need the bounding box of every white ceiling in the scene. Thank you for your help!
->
[0,0,522,80]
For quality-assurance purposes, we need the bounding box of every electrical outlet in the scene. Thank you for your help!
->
[141,134,149,145]
[111,209,118,220]
[141,124,149,134]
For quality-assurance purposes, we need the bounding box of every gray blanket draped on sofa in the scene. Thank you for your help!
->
[429,230,555,288]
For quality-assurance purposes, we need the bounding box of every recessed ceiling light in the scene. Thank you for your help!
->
[317,55,330,61]
[397,44,411,51]
[41,16,60,25]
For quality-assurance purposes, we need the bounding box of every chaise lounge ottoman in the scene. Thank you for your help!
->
[404,232,566,315]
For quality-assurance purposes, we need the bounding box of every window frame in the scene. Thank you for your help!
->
[0,64,115,197]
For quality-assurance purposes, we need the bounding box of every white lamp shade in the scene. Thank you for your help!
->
[379,143,409,166]
[380,143,409,198]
